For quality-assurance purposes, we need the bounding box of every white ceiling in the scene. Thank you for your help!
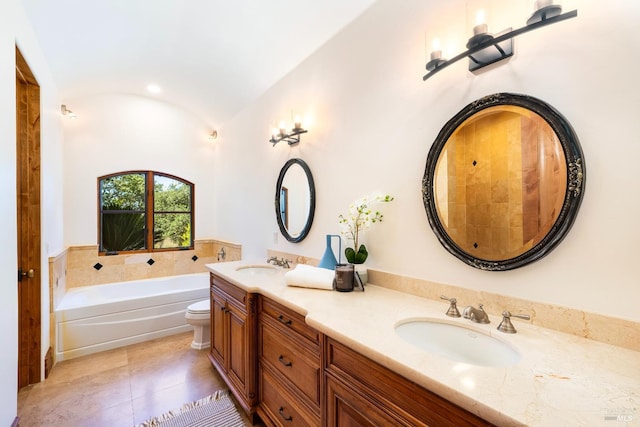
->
[21,0,375,125]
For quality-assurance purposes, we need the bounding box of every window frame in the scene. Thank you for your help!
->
[98,170,195,255]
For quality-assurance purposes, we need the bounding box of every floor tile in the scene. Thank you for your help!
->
[16,332,247,427]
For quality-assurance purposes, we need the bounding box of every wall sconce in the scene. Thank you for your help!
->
[423,1,577,81]
[60,104,76,119]
[269,115,308,147]
[208,130,218,141]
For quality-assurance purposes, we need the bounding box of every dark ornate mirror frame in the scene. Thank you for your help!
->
[275,158,316,243]
[422,93,585,271]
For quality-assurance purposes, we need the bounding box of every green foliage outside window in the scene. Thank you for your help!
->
[99,172,194,253]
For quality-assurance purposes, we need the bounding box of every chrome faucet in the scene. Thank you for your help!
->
[462,304,490,324]
[266,256,279,265]
[266,256,291,268]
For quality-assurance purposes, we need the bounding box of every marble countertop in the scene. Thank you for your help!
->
[206,261,639,426]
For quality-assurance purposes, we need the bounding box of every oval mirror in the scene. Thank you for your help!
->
[275,158,316,243]
[422,93,585,270]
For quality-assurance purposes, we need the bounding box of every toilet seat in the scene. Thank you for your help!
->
[187,300,210,314]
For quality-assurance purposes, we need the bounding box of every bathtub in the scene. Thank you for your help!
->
[55,272,209,361]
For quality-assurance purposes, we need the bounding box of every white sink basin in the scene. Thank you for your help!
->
[234,264,279,275]
[395,319,520,367]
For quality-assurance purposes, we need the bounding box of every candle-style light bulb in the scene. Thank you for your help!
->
[534,0,553,11]
[293,115,302,130]
[473,9,488,35]
[430,38,442,60]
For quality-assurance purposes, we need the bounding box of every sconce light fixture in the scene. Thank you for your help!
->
[269,115,308,147]
[60,104,76,119]
[208,130,218,141]
[423,1,577,81]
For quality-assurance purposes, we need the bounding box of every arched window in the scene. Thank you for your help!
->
[98,171,194,254]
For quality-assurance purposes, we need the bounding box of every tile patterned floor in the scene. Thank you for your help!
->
[17,332,253,427]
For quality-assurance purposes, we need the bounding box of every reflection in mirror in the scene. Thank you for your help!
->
[423,93,585,270]
[275,158,315,242]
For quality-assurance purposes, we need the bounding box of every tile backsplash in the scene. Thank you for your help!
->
[64,239,241,288]
[50,239,241,295]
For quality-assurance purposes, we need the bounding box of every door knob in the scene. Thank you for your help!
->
[18,269,35,280]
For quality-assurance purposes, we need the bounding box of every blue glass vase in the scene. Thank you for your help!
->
[318,234,341,270]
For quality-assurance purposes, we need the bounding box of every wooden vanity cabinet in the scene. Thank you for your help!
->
[208,272,493,426]
[208,274,259,421]
[257,297,324,426]
[325,338,494,427]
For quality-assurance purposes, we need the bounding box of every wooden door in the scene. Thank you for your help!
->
[16,47,42,389]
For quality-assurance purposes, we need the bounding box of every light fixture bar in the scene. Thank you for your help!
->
[423,9,577,81]
[270,128,308,147]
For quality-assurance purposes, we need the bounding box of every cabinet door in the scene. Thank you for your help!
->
[326,375,404,427]
[227,302,247,391]
[210,290,227,368]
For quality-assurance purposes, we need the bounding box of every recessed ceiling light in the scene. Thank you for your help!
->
[147,84,162,94]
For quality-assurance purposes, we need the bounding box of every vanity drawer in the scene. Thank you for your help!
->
[211,275,247,308]
[260,365,319,427]
[260,297,320,348]
[260,321,321,408]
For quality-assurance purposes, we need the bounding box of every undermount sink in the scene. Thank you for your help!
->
[234,264,279,275]
[395,319,521,367]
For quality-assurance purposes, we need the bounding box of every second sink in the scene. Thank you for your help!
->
[395,319,521,367]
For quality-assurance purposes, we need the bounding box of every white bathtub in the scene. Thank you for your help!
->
[55,272,209,361]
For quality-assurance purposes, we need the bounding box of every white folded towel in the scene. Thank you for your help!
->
[285,264,334,290]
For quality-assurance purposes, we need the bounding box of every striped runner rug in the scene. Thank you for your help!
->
[135,390,245,427]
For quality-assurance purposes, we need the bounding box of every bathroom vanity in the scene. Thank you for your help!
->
[207,261,639,426]
[211,269,489,426]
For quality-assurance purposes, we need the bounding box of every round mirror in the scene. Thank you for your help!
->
[275,158,316,242]
[422,93,585,270]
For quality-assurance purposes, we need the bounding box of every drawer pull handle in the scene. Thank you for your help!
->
[278,355,292,367]
[277,315,292,325]
[279,406,293,421]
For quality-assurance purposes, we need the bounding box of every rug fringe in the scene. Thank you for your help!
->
[135,390,230,427]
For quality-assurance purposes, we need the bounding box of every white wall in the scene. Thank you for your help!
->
[0,0,64,424]
[63,93,217,246]
[215,0,640,321]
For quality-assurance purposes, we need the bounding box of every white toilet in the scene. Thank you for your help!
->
[185,300,211,350]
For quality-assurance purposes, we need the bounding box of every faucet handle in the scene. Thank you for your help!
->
[440,295,461,318]
[497,311,531,334]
